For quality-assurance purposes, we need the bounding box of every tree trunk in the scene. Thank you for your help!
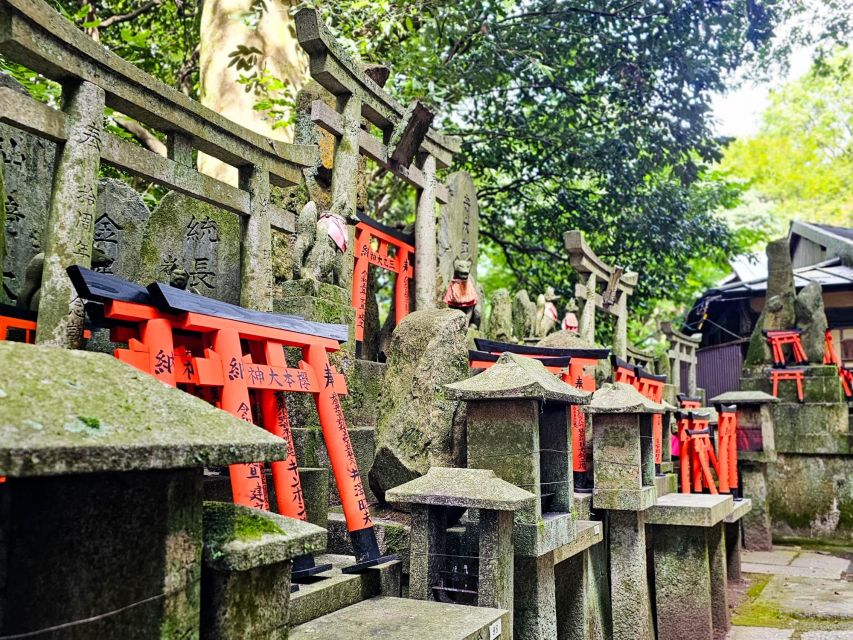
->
[198,0,308,184]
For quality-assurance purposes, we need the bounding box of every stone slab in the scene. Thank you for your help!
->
[0,342,288,476]
[790,552,851,576]
[573,492,593,520]
[515,510,576,557]
[552,520,604,564]
[801,633,853,640]
[742,549,799,566]
[593,485,657,512]
[289,597,509,640]
[644,493,733,527]
[654,472,678,498]
[725,628,794,640]
[725,498,753,523]
[757,575,853,619]
[289,554,402,626]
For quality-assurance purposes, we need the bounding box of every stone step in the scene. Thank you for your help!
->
[289,596,509,640]
[289,554,401,626]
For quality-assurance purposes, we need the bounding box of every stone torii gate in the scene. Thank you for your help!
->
[295,9,460,310]
[661,321,701,396]
[564,230,638,358]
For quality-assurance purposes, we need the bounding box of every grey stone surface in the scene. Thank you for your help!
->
[726,521,743,581]
[513,289,537,341]
[740,462,773,551]
[0,114,56,304]
[202,501,325,572]
[289,596,509,640]
[583,382,665,414]
[139,191,242,305]
[555,543,609,640]
[591,411,656,511]
[707,522,730,633]
[652,524,714,640]
[35,81,104,348]
[438,171,479,299]
[288,554,402,626]
[514,554,558,640]
[796,281,829,363]
[0,341,288,476]
[745,238,796,366]
[801,633,853,640]
[93,178,151,282]
[726,498,753,524]
[1,468,203,639]
[447,351,591,403]
[486,288,514,341]
[757,575,853,619]
[645,493,733,527]
[726,627,794,639]
[369,309,469,502]
[552,519,604,564]
[709,391,779,405]
[609,510,654,640]
[386,466,536,511]
[201,501,324,638]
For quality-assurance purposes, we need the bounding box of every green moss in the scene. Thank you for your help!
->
[733,574,853,632]
[78,416,101,429]
[203,501,285,561]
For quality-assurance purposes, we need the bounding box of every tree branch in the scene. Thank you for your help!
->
[112,114,167,157]
[99,0,162,29]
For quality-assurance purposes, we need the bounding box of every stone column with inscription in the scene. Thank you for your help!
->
[36,81,104,348]
[415,153,437,310]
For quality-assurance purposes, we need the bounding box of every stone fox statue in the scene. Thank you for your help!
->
[293,198,355,287]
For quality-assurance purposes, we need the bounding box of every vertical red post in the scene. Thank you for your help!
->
[211,328,269,511]
[351,228,372,344]
[304,343,387,569]
[395,247,412,325]
[564,356,596,491]
[140,318,177,386]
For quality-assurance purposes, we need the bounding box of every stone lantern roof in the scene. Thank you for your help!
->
[583,382,666,414]
[445,352,591,404]
[0,341,288,477]
[385,467,536,511]
[709,390,779,405]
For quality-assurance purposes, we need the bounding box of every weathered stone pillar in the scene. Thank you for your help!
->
[652,524,713,640]
[740,461,772,550]
[36,80,104,347]
[514,554,558,640]
[478,509,515,619]
[407,503,447,601]
[707,523,730,634]
[238,164,273,311]
[613,294,628,359]
[415,153,437,310]
[578,273,596,343]
[725,521,742,581]
[610,510,654,640]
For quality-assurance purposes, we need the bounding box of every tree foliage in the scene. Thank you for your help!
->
[721,52,853,228]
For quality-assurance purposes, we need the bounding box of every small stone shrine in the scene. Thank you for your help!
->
[386,466,535,638]
[446,352,593,640]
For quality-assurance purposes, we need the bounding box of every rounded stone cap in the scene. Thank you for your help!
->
[0,342,288,477]
[583,382,665,414]
[385,467,536,511]
[445,352,590,404]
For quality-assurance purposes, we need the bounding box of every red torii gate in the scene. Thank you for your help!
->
[351,213,414,355]
[70,266,393,573]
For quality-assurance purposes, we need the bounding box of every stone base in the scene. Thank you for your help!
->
[645,493,733,528]
[593,486,656,512]
[740,461,773,551]
[553,520,604,564]
[514,553,557,640]
[289,596,509,640]
[654,473,678,498]
[288,554,402,626]
[608,510,654,640]
[515,511,576,557]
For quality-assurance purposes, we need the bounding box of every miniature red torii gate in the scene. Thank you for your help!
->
[352,213,414,355]
[70,266,393,573]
